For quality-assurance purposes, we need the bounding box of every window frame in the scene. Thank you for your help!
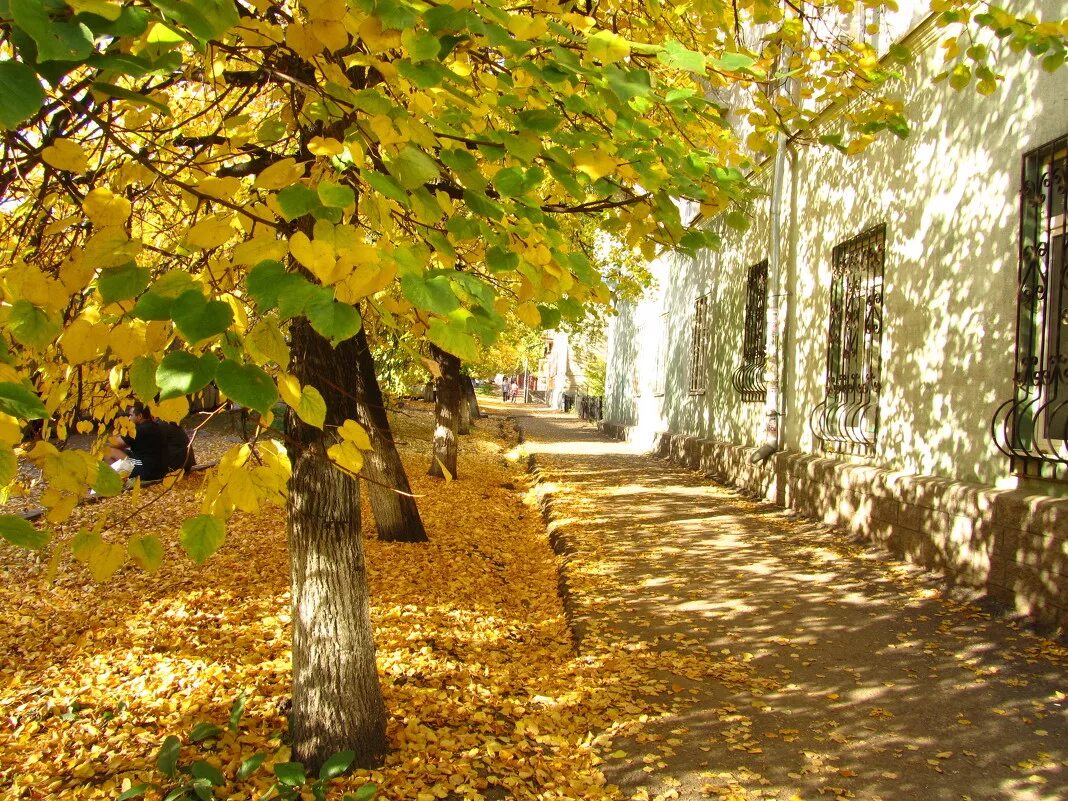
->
[809,224,887,456]
[731,259,769,403]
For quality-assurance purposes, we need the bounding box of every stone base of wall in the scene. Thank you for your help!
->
[598,424,1068,635]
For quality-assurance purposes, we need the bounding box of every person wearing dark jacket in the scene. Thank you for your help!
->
[105,403,169,481]
[158,419,195,472]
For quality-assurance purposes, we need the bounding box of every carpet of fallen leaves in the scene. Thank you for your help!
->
[0,404,702,801]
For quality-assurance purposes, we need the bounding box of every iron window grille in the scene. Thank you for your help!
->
[731,259,769,402]
[653,312,668,396]
[809,224,887,456]
[992,132,1068,480]
[689,295,709,394]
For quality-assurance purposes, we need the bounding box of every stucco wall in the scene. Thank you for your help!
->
[605,1,1068,489]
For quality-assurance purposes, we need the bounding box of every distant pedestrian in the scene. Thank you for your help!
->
[502,379,510,402]
[510,380,520,403]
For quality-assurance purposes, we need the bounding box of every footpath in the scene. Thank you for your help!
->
[509,404,1068,801]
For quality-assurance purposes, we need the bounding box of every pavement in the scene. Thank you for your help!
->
[502,403,1068,801]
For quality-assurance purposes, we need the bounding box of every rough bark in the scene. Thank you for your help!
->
[457,374,472,435]
[286,318,388,771]
[427,345,461,479]
[352,326,428,543]
[464,376,481,420]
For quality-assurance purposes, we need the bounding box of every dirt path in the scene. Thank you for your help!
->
[506,403,1068,801]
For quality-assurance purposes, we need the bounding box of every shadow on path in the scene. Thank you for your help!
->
[510,405,1068,801]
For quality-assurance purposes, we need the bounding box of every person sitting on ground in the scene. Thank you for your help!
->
[105,403,169,482]
[158,419,196,472]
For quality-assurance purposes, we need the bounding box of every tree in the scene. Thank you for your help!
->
[1,0,1064,774]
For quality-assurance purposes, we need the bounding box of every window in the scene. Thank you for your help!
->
[809,224,887,455]
[689,295,709,394]
[731,259,768,402]
[993,133,1068,478]
[653,312,668,396]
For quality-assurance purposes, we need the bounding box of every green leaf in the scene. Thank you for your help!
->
[0,60,45,129]
[93,461,124,498]
[228,692,247,732]
[237,752,267,780]
[404,30,440,61]
[362,169,410,206]
[347,783,378,801]
[712,51,756,72]
[400,274,460,315]
[128,533,164,572]
[536,304,561,329]
[171,290,234,343]
[98,262,151,304]
[190,760,225,786]
[439,147,477,173]
[215,360,278,414]
[156,735,181,779]
[273,762,306,787]
[132,291,173,321]
[605,65,651,100]
[189,722,222,743]
[8,300,62,351]
[317,180,355,209]
[156,351,219,400]
[116,783,150,801]
[0,381,46,420]
[91,81,171,115]
[0,515,48,550]
[307,300,362,345]
[147,0,238,42]
[724,210,750,232]
[659,39,705,73]
[486,245,519,273]
[179,515,226,564]
[492,166,528,198]
[276,184,321,221]
[247,260,288,310]
[129,356,159,403]
[10,0,94,61]
[388,145,440,189]
[516,108,561,134]
[427,317,477,361]
[319,750,355,781]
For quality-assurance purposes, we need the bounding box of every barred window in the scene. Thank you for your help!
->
[689,295,709,394]
[731,259,768,402]
[993,133,1068,479]
[653,312,668,396]
[809,224,887,455]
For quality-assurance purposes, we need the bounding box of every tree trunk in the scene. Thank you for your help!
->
[352,326,428,543]
[427,345,460,479]
[286,318,388,771]
[464,376,481,420]
[457,374,472,435]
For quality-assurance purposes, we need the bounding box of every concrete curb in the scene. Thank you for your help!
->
[516,423,583,653]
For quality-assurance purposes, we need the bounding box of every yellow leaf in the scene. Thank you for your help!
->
[83,188,132,228]
[304,0,346,19]
[358,16,401,52]
[254,158,305,190]
[233,234,288,265]
[278,374,327,429]
[516,302,540,328]
[184,213,236,250]
[42,138,89,173]
[434,456,453,482]
[286,21,323,58]
[197,177,242,199]
[61,317,107,364]
[88,539,127,582]
[154,396,189,423]
[66,0,122,19]
[246,319,290,367]
[327,440,364,475]
[0,414,23,446]
[289,231,342,283]
[338,418,371,450]
[333,260,394,303]
[308,137,345,156]
[587,29,630,63]
[573,147,619,182]
[310,18,348,51]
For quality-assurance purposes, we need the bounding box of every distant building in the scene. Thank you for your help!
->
[603,0,1068,632]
